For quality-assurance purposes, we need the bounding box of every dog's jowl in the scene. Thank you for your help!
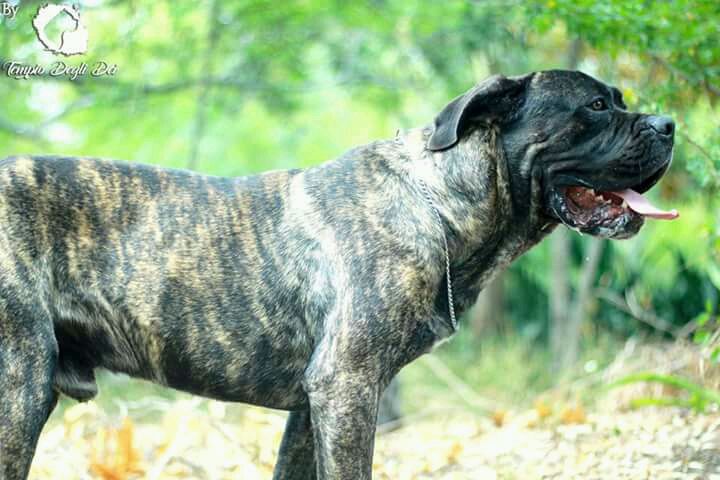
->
[0,70,677,480]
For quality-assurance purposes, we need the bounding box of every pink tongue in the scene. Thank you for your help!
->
[612,189,679,220]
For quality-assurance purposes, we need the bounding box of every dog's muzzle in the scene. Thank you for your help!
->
[543,115,678,239]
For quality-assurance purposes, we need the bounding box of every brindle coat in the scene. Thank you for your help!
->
[0,70,674,479]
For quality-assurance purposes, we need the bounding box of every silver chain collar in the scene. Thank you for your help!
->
[416,177,458,331]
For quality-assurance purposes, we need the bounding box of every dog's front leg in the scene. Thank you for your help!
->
[304,365,380,479]
[273,409,316,480]
[0,315,58,480]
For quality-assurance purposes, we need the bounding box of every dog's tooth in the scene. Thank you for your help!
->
[622,200,628,208]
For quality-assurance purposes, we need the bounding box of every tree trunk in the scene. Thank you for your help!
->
[559,237,605,370]
[470,273,506,338]
[550,228,571,372]
[187,0,220,171]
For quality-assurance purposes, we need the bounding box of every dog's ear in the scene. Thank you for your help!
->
[427,74,533,151]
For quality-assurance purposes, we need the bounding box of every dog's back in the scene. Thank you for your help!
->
[0,156,318,410]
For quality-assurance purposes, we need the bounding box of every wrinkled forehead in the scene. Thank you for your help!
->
[528,70,617,104]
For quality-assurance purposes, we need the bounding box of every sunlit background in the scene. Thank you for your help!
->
[1,0,719,478]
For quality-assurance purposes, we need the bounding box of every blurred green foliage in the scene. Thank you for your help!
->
[0,0,717,348]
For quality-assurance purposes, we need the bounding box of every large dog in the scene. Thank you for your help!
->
[0,70,676,479]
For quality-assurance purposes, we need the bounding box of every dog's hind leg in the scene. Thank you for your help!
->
[273,409,316,480]
[0,305,58,480]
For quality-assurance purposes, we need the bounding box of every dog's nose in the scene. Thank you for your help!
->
[647,115,675,136]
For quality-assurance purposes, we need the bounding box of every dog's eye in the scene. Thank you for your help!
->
[590,98,608,111]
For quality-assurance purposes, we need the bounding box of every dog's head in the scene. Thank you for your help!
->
[427,70,677,239]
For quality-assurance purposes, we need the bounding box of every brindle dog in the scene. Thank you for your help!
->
[0,70,675,479]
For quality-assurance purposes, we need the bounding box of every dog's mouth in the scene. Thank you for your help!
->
[545,165,678,239]
[564,185,677,224]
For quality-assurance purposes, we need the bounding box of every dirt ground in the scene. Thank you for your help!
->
[29,397,720,480]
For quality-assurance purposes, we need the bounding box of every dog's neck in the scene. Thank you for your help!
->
[398,126,555,316]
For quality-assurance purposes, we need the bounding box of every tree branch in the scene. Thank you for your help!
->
[649,53,720,99]
[0,117,47,144]
[678,130,715,164]
[595,287,679,338]
[0,96,93,145]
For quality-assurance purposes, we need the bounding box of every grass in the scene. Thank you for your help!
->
[395,329,626,415]
[607,371,720,412]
